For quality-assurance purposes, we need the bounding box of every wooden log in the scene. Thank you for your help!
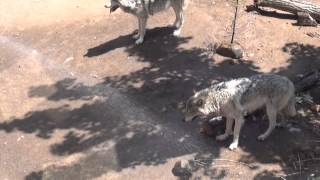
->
[294,70,320,93]
[254,0,320,23]
[297,11,318,26]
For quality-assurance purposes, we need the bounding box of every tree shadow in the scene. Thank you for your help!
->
[2,24,319,179]
[1,27,259,179]
[84,26,184,58]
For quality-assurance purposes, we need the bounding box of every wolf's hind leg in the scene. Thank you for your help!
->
[172,3,184,36]
[257,103,277,141]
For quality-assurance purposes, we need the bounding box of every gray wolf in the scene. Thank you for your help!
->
[183,74,296,150]
[105,0,188,44]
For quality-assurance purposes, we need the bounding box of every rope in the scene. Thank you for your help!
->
[231,0,239,44]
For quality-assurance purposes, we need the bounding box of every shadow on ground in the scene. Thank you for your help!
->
[1,26,320,179]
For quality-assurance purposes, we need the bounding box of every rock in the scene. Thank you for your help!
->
[216,43,244,59]
[200,117,225,137]
[310,104,320,113]
[172,160,193,178]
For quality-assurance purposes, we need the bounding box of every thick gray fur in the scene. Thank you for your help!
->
[184,74,297,150]
[105,0,188,44]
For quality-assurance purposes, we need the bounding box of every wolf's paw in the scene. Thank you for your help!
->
[173,29,181,36]
[257,135,267,141]
[135,38,144,45]
[216,134,229,141]
[228,142,238,150]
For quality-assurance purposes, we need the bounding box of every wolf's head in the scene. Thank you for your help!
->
[105,0,120,13]
[183,90,212,122]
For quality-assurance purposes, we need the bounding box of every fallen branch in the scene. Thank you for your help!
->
[253,0,320,26]
[194,158,255,168]
[294,158,320,163]
[294,70,320,93]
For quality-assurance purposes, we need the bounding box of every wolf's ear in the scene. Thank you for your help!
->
[196,99,203,107]
[192,89,196,94]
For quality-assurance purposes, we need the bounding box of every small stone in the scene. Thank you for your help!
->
[91,74,99,78]
[297,109,307,117]
[296,74,304,78]
[288,127,301,133]
[17,135,25,142]
[177,102,185,110]
[64,57,74,64]
[161,107,167,112]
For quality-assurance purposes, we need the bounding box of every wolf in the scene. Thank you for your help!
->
[105,0,188,44]
[183,74,297,150]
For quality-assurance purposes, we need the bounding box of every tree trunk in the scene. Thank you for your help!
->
[255,0,320,22]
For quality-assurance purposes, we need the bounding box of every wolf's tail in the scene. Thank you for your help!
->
[182,0,189,10]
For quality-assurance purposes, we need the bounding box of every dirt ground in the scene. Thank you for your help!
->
[1,0,320,179]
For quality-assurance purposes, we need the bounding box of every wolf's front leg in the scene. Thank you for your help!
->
[135,17,147,44]
[229,117,244,150]
[216,118,234,141]
[172,5,184,36]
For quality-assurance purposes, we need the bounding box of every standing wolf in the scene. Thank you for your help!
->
[105,0,188,44]
[184,74,297,150]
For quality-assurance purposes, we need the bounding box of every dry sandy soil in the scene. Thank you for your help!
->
[1,0,320,179]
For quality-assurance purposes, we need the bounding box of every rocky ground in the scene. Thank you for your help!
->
[1,0,320,179]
